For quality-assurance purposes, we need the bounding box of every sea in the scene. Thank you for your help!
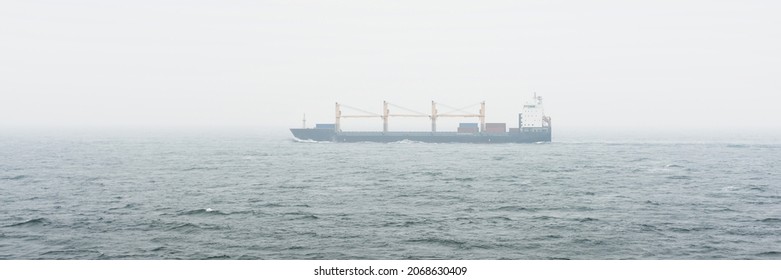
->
[1,128,779,260]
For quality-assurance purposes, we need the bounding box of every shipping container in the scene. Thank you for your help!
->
[485,123,506,133]
[315,123,336,129]
[459,123,479,127]
[457,127,479,133]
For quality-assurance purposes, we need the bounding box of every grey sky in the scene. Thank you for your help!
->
[1,0,779,131]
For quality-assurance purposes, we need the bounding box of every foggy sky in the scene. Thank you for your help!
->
[1,0,779,131]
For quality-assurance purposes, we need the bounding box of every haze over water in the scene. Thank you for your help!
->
[1,129,779,259]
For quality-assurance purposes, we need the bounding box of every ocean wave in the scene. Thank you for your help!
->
[488,216,513,222]
[204,254,231,260]
[150,246,166,252]
[532,215,555,220]
[572,238,604,245]
[292,138,331,143]
[407,237,466,247]
[757,251,781,257]
[168,223,203,232]
[167,222,225,233]
[383,220,428,227]
[1,175,27,180]
[41,249,101,257]
[178,208,228,216]
[452,177,475,182]
[540,168,577,173]
[182,167,219,171]
[389,139,424,144]
[108,203,138,211]
[638,224,659,231]
[294,214,319,220]
[726,144,748,148]
[491,206,534,212]
[6,218,50,227]
[668,226,714,233]
[411,171,443,176]
[283,211,319,220]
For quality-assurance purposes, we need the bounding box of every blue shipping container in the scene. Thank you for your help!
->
[315,123,336,129]
[459,123,479,127]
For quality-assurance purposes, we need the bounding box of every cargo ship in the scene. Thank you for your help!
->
[290,95,551,143]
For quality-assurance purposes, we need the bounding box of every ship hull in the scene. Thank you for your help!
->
[290,128,551,143]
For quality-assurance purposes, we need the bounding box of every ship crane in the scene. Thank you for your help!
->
[383,101,429,132]
[335,101,486,132]
[335,102,383,131]
[432,101,485,132]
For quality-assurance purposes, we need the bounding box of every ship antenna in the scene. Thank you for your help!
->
[302,113,306,128]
